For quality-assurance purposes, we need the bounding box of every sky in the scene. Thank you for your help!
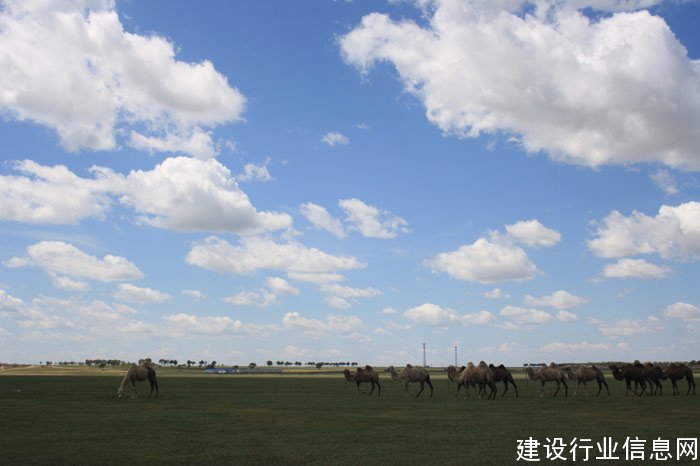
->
[1,0,700,366]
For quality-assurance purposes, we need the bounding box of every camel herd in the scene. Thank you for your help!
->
[116,360,695,400]
[341,361,696,399]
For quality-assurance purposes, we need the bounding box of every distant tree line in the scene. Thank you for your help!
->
[265,360,359,368]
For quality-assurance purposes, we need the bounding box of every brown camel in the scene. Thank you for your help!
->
[343,365,381,396]
[458,362,497,400]
[609,363,646,396]
[641,363,666,396]
[117,363,159,399]
[489,363,519,397]
[565,365,610,397]
[386,364,433,398]
[664,363,695,396]
[525,364,568,397]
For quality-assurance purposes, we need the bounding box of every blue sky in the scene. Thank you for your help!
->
[1,0,700,366]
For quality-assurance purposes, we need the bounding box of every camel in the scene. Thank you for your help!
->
[458,362,497,400]
[117,363,159,399]
[446,365,472,397]
[641,363,666,396]
[664,363,695,396]
[489,363,519,397]
[343,365,381,396]
[385,364,433,398]
[609,363,646,396]
[525,364,568,397]
[564,365,610,397]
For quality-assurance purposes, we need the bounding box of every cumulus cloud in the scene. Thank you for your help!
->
[4,241,143,284]
[281,311,368,341]
[321,131,349,147]
[663,302,700,322]
[524,290,588,309]
[505,220,561,248]
[499,305,577,328]
[0,0,245,157]
[181,289,207,300]
[588,202,700,260]
[238,158,273,183]
[340,1,700,170]
[162,313,276,337]
[403,303,494,326]
[223,289,278,308]
[186,236,365,276]
[600,258,672,279]
[113,283,171,304]
[484,288,510,299]
[425,238,538,284]
[300,202,347,238]
[339,198,409,239]
[0,157,291,234]
[590,315,662,338]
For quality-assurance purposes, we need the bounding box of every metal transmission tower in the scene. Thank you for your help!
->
[454,345,458,366]
[422,343,426,367]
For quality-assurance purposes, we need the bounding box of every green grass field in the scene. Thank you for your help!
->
[1,369,698,465]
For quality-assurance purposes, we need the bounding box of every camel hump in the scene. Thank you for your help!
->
[405,363,413,369]
[356,367,365,373]
[364,365,373,371]
[478,361,488,367]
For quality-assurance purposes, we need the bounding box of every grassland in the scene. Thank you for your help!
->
[1,368,698,465]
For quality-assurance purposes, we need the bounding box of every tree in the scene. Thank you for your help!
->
[266,360,273,367]
[316,362,323,369]
[249,362,257,369]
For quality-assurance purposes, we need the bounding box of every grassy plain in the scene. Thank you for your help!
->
[1,368,698,465]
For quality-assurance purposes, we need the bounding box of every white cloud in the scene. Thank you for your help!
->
[505,220,561,248]
[650,169,678,195]
[663,302,700,322]
[238,159,273,183]
[484,288,510,299]
[590,315,662,338]
[600,258,672,279]
[4,241,143,283]
[341,1,700,170]
[181,289,207,300]
[300,202,346,238]
[319,283,381,299]
[425,238,537,284]
[0,157,292,234]
[404,303,461,326]
[186,236,365,276]
[324,296,352,309]
[281,311,368,341]
[223,289,278,308]
[128,130,218,160]
[286,271,346,284]
[339,198,409,239]
[588,202,700,260]
[381,306,399,315]
[162,313,274,337]
[113,283,171,304]
[463,310,496,325]
[499,305,577,327]
[0,160,112,224]
[265,277,299,296]
[0,1,245,157]
[524,290,588,309]
[321,131,349,147]
[49,273,90,292]
[111,157,291,234]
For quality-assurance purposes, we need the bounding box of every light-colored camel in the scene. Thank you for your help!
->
[117,363,159,399]
[385,364,433,398]
[489,363,519,397]
[525,364,568,397]
[609,363,645,396]
[565,365,610,397]
[458,362,497,400]
[664,363,695,396]
[343,365,381,396]
[446,365,472,397]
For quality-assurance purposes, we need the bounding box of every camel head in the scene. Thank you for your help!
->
[342,369,353,381]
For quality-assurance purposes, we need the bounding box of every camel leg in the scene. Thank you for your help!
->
[686,377,694,396]
[552,380,560,397]
[512,380,519,397]
[426,376,434,397]
[562,379,568,397]
[368,381,375,396]
[539,380,545,398]
[501,381,508,397]
[490,383,497,400]
[356,381,361,396]
[404,381,409,398]
[130,380,138,399]
[376,380,381,397]
[416,380,425,398]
